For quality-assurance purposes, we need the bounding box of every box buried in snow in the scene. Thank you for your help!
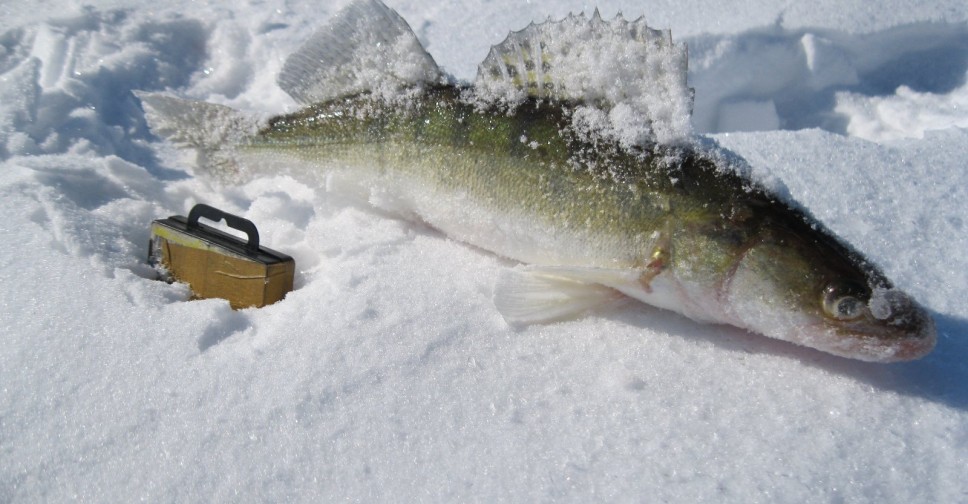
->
[149,204,295,309]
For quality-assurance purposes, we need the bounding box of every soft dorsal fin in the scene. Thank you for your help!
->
[473,10,693,144]
[278,0,441,104]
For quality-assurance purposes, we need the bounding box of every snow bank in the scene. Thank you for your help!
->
[836,84,968,141]
[689,21,968,139]
[2,0,967,502]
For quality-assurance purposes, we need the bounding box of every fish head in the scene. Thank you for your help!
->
[723,220,936,362]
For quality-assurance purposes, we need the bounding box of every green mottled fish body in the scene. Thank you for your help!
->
[246,86,772,325]
[252,87,684,270]
[140,0,936,361]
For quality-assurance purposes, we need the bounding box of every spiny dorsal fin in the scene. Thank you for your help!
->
[473,11,693,144]
[278,0,441,104]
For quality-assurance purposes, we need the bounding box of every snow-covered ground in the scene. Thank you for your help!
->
[2,0,967,501]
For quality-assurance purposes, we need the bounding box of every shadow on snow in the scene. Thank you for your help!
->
[607,303,968,411]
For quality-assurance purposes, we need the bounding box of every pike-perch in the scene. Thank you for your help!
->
[139,0,935,361]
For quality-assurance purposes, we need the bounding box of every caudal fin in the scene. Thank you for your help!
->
[137,92,257,180]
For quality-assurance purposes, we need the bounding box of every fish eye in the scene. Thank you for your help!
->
[822,283,868,321]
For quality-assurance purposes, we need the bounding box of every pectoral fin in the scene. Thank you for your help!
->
[493,266,627,325]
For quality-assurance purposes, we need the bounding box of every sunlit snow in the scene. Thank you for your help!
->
[1,0,967,501]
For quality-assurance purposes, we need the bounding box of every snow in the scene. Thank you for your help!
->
[1,0,967,501]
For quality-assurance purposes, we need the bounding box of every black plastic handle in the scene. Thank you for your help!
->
[187,203,260,254]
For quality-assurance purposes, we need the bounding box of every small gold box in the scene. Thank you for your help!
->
[149,204,294,309]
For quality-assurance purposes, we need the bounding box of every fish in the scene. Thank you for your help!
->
[138,0,936,362]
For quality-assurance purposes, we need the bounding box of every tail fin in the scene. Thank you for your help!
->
[136,92,257,180]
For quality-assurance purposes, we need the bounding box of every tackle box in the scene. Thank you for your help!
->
[149,204,294,309]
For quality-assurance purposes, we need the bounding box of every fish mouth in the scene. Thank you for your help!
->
[724,265,937,361]
[877,302,937,361]
[830,323,936,362]
[892,325,937,360]
[825,289,937,362]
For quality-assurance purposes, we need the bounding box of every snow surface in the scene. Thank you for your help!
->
[2,0,968,501]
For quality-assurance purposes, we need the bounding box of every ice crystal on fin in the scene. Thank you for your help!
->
[473,11,693,147]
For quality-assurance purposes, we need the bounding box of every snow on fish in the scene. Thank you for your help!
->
[138,0,935,362]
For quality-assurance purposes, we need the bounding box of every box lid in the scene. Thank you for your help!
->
[151,204,292,265]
